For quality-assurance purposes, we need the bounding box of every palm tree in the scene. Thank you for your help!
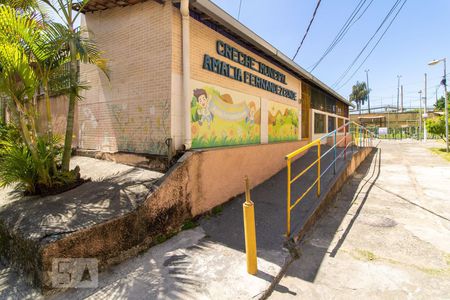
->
[0,2,106,193]
[0,4,52,185]
[349,81,369,114]
[39,0,108,171]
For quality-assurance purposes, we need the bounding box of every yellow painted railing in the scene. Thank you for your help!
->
[285,121,374,237]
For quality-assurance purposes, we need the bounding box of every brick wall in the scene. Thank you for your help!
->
[79,1,172,155]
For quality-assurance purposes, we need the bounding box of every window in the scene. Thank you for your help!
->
[311,89,325,111]
[325,97,336,114]
[314,113,325,134]
[328,116,335,132]
[338,118,344,132]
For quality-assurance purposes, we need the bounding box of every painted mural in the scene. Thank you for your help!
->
[190,80,261,148]
[268,101,299,143]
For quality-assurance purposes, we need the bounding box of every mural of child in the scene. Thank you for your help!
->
[193,89,213,128]
[246,101,257,125]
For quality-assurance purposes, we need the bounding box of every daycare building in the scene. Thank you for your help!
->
[77,0,352,160]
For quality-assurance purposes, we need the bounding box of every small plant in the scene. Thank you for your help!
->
[155,232,177,244]
[212,205,223,215]
[181,219,198,231]
[355,249,376,261]
[155,234,168,244]
[0,125,82,195]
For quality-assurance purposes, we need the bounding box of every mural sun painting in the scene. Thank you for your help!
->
[190,80,261,148]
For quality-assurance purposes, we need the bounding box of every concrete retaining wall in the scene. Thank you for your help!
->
[1,139,310,293]
[186,140,309,215]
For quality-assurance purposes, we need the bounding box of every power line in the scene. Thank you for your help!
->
[237,0,243,20]
[332,0,404,88]
[335,0,408,90]
[292,0,322,60]
[309,0,374,72]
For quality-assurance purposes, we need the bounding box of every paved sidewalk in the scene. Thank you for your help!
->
[270,140,450,299]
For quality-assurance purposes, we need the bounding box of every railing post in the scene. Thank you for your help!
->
[362,129,364,147]
[317,141,321,197]
[344,124,347,160]
[359,126,362,147]
[333,129,337,174]
[356,125,359,147]
[351,124,355,153]
[286,158,291,237]
[243,176,257,275]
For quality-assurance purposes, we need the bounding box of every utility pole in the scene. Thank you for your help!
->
[401,85,404,112]
[424,73,428,142]
[445,59,449,152]
[436,86,439,106]
[428,58,448,152]
[397,75,402,111]
[418,90,422,140]
[365,69,371,113]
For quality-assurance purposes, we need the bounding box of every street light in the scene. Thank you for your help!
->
[428,58,449,153]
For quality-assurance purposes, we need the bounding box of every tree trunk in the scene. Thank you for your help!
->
[7,96,49,185]
[61,37,78,172]
[0,97,6,123]
[44,82,57,174]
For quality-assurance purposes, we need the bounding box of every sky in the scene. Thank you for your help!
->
[210,0,450,111]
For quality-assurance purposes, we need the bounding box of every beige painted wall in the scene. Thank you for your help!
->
[186,140,308,216]
[171,7,303,150]
[37,95,78,146]
[79,1,173,155]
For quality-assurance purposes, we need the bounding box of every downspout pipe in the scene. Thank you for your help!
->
[181,0,192,150]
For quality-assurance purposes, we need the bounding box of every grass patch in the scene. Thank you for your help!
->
[212,205,223,215]
[354,249,377,261]
[445,253,450,266]
[417,266,450,276]
[181,219,198,231]
[347,249,450,277]
[429,148,450,162]
[155,232,178,244]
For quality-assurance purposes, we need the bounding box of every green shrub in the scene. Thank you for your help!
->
[0,123,21,147]
[426,116,449,142]
[0,128,77,195]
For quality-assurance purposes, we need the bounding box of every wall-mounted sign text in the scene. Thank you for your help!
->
[202,40,297,101]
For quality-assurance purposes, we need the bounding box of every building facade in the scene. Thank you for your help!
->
[78,0,352,157]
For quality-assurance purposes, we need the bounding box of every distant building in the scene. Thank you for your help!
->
[350,111,439,129]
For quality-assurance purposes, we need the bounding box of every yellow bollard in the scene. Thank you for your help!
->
[243,176,257,275]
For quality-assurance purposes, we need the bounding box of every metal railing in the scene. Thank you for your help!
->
[285,121,374,237]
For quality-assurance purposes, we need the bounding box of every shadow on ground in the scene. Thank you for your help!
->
[199,144,373,271]
[0,166,160,243]
[277,148,380,285]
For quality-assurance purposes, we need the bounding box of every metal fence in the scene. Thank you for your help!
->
[284,121,374,237]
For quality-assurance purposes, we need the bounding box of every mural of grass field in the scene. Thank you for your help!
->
[190,80,261,148]
[268,101,299,143]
